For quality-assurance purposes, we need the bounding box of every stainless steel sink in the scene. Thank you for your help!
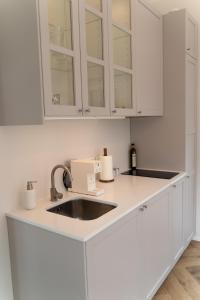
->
[47,198,117,220]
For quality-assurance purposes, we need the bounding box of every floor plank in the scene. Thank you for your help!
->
[153,242,200,300]
[174,267,200,299]
[163,273,192,300]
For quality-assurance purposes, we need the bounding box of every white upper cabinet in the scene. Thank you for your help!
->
[186,13,198,59]
[134,0,163,116]
[0,0,44,125]
[40,0,82,117]
[79,0,110,116]
[40,0,163,119]
[108,0,136,116]
[0,0,164,124]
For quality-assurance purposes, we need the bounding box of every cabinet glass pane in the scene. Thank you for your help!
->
[113,26,132,68]
[86,11,103,59]
[88,62,104,107]
[114,70,132,108]
[48,0,72,49]
[51,51,75,106]
[112,0,131,29]
[86,0,102,11]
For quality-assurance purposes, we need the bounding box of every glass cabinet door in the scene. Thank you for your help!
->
[109,0,135,116]
[40,0,82,117]
[79,0,110,116]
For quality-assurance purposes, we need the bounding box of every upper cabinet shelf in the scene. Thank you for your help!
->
[0,0,163,125]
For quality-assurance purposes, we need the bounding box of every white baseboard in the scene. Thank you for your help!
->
[192,235,200,241]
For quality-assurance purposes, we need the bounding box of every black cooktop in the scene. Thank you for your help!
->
[121,169,179,180]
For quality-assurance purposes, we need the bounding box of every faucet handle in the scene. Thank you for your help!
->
[50,188,63,202]
[57,192,63,200]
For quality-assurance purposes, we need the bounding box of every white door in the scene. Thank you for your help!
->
[79,0,110,116]
[169,181,184,261]
[139,191,170,299]
[186,56,197,135]
[183,174,195,245]
[108,0,136,116]
[40,0,82,117]
[86,209,144,300]
[186,14,198,59]
[134,0,163,116]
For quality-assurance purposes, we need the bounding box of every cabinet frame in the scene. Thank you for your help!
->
[108,0,137,117]
[39,0,83,117]
[79,0,110,116]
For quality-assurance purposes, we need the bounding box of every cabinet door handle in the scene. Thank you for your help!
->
[78,108,83,113]
[143,205,148,209]
[85,108,90,113]
[139,207,144,212]
[173,184,177,188]
[112,110,117,113]
[137,111,142,114]
[187,48,191,51]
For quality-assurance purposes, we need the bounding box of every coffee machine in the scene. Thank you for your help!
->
[69,159,104,196]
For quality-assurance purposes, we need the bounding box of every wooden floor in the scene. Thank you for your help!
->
[153,242,200,300]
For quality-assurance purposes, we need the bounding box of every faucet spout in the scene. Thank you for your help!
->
[50,164,72,202]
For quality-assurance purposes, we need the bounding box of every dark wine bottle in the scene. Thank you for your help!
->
[130,144,137,171]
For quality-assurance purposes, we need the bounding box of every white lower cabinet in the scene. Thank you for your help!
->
[169,180,184,262]
[86,209,143,300]
[183,174,195,245]
[86,190,171,300]
[86,179,195,300]
[7,176,195,300]
[138,191,171,299]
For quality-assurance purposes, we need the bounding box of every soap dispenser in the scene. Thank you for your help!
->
[23,181,37,210]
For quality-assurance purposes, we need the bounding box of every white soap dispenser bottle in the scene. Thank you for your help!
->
[23,181,37,210]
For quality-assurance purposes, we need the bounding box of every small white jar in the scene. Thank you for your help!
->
[23,181,37,210]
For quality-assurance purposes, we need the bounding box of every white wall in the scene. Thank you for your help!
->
[0,119,130,300]
[146,0,200,240]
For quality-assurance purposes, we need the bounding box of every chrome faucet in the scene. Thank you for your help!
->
[50,164,72,202]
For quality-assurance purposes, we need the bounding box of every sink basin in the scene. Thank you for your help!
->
[47,198,117,221]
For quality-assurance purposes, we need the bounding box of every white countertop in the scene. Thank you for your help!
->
[7,172,186,242]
